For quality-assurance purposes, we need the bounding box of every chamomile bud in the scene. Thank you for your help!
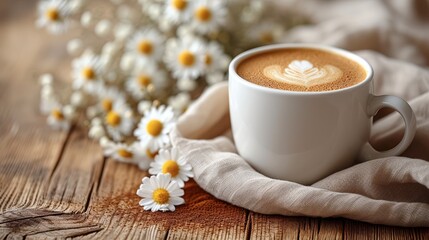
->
[41,85,54,98]
[95,19,111,37]
[120,53,135,72]
[63,105,77,120]
[81,11,92,27]
[138,101,152,114]
[177,78,197,92]
[91,117,102,126]
[114,23,133,41]
[67,38,83,56]
[69,0,84,12]
[99,136,111,147]
[39,73,53,86]
[86,106,98,119]
[89,125,105,139]
[70,91,85,107]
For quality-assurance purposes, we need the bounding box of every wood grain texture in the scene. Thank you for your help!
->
[0,0,428,239]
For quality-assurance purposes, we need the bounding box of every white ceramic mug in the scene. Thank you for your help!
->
[229,44,416,185]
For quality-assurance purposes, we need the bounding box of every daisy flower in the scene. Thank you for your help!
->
[190,0,227,34]
[137,144,161,170]
[149,147,193,187]
[202,41,229,73]
[126,28,165,66]
[136,173,185,212]
[103,141,149,167]
[105,101,135,141]
[168,92,191,114]
[36,0,73,34]
[164,0,192,24]
[134,105,176,152]
[248,21,284,44]
[46,102,71,130]
[72,53,104,94]
[125,65,167,100]
[95,85,126,114]
[165,37,205,80]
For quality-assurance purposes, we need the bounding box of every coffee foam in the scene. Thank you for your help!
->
[236,48,367,92]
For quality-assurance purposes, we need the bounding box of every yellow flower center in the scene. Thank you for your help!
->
[45,8,59,21]
[81,67,95,80]
[102,99,113,112]
[138,75,152,87]
[204,54,212,65]
[117,148,133,159]
[172,0,187,10]
[162,160,180,177]
[178,51,195,67]
[51,109,64,120]
[106,111,121,126]
[146,119,163,136]
[152,188,170,204]
[146,149,159,159]
[260,32,274,43]
[138,40,153,55]
[195,6,212,22]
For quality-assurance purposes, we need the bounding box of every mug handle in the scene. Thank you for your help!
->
[358,94,416,161]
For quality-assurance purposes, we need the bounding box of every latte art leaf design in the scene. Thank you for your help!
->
[263,60,343,87]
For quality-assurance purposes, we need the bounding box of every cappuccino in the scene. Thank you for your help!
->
[236,48,366,92]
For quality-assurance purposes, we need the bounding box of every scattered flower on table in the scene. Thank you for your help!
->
[72,52,104,94]
[203,41,230,73]
[134,105,176,152]
[125,65,167,100]
[190,0,227,34]
[164,0,192,24]
[126,28,165,67]
[149,147,193,188]
[137,173,185,212]
[36,0,74,34]
[46,102,72,130]
[104,101,134,142]
[103,141,149,166]
[95,86,126,114]
[165,36,205,80]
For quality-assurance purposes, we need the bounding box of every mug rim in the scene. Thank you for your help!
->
[229,43,374,95]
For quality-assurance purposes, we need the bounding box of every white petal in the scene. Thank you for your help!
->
[169,188,184,197]
[150,175,158,188]
[142,177,150,185]
[139,198,154,206]
[136,188,152,198]
[175,179,184,188]
[170,196,185,205]
[152,204,160,212]
[148,168,159,175]
[167,204,176,211]
[180,163,192,171]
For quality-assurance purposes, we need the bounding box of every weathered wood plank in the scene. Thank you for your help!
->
[251,214,429,239]
[0,209,102,239]
[343,219,429,240]
[0,0,72,213]
[39,124,104,213]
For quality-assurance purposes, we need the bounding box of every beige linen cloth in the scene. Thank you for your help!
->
[171,0,429,227]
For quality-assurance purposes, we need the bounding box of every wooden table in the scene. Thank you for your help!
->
[1,1,428,239]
